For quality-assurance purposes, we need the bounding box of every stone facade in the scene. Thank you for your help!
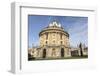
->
[29,21,71,59]
[28,21,88,60]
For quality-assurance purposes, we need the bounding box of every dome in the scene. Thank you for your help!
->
[39,20,69,37]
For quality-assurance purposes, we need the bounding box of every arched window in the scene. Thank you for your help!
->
[61,41,62,45]
[46,41,48,45]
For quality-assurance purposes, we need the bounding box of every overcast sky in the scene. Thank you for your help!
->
[28,15,88,48]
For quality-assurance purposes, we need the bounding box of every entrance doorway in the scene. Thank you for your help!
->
[43,49,46,58]
[61,48,64,57]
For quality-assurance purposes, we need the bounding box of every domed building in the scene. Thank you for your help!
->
[29,20,71,59]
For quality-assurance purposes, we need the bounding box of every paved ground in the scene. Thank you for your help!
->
[28,56,88,61]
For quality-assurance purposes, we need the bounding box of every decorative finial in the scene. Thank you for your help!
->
[49,20,61,27]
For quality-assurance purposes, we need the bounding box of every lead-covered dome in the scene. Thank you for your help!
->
[39,20,69,37]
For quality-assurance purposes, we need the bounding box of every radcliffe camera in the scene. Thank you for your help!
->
[28,15,88,61]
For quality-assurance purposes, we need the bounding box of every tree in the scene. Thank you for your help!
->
[79,43,83,56]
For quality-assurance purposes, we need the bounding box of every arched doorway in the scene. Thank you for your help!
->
[43,49,46,58]
[61,48,64,57]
